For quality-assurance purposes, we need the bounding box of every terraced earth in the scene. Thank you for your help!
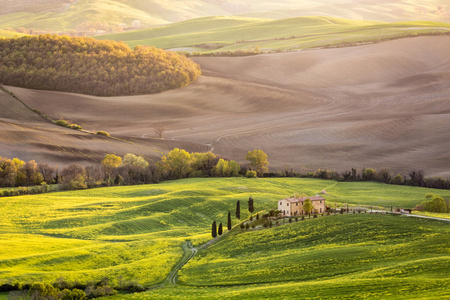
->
[4,35,450,176]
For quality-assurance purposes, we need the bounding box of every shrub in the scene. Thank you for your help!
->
[96,131,110,137]
[391,174,404,185]
[263,222,268,228]
[313,214,318,218]
[70,124,83,130]
[29,282,59,299]
[245,170,257,178]
[301,216,305,221]
[245,223,250,229]
[60,288,85,300]
[240,223,245,229]
[121,282,145,293]
[55,119,69,127]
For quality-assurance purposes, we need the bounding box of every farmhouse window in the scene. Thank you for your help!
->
[320,200,322,204]
[296,203,298,206]
[287,203,289,206]
[280,201,282,205]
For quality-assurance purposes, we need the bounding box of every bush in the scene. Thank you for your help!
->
[96,131,110,137]
[55,119,69,127]
[70,124,83,130]
[240,223,245,229]
[245,170,257,178]
[313,214,318,218]
[60,288,86,300]
[245,223,250,229]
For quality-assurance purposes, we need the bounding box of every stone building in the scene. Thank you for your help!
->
[278,196,326,216]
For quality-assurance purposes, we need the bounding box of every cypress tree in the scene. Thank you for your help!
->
[236,200,240,220]
[227,211,232,230]
[211,221,217,238]
[248,196,254,214]
[218,223,223,236]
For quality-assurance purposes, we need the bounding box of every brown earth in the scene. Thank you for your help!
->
[2,36,450,176]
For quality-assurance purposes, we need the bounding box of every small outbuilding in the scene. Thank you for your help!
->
[278,196,326,217]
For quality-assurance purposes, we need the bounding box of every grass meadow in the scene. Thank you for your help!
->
[97,16,450,53]
[0,178,448,298]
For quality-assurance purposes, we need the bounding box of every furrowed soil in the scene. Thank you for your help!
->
[3,36,450,175]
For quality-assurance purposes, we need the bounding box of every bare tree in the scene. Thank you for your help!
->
[155,123,165,139]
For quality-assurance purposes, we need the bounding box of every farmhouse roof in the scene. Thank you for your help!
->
[283,196,325,203]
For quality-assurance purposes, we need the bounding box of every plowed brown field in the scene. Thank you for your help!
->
[2,36,450,176]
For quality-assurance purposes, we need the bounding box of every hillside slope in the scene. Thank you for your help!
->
[7,36,450,176]
[0,88,207,166]
[97,16,450,53]
[0,0,449,34]
[0,178,448,293]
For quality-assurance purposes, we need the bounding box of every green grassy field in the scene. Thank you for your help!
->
[0,178,448,298]
[96,16,450,53]
[0,29,27,38]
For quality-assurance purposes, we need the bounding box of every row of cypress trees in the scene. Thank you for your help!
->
[211,197,255,238]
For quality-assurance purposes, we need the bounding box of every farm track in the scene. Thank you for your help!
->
[167,241,197,285]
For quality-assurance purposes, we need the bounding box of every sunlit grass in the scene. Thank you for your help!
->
[97,16,450,53]
[0,177,448,297]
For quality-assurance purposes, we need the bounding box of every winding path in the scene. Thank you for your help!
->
[167,241,198,285]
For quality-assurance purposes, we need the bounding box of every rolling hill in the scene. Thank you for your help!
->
[4,36,450,176]
[0,0,449,34]
[96,16,450,53]
[0,178,448,298]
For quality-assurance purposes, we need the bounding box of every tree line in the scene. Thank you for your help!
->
[0,149,269,196]
[269,167,450,191]
[0,34,201,96]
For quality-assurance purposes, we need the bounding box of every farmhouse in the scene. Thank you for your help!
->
[278,196,326,216]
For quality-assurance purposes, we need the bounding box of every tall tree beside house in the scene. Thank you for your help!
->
[248,196,254,214]
[211,221,217,238]
[303,198,315,219]
[218,223,223,236]
[236,200,241,220]
[245,149,269,176]
[227,211,232,230]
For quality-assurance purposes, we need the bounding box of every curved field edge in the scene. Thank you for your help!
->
[0,178,448,288]
[179,215,449,285]
[0,35,200,96]
[96,16,450,53]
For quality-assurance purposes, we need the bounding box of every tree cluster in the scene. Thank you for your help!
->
[0,35,201,96]
[0,148,270,196]
[266,167,450,191]
[1,275,145,300]
[0,157,52,188]
[415,193,449,213]
[157,149,243,180]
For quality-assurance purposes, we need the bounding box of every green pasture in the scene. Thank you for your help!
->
[97,16,450,53]
[0,178,448,298]
[0,30,27,38]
